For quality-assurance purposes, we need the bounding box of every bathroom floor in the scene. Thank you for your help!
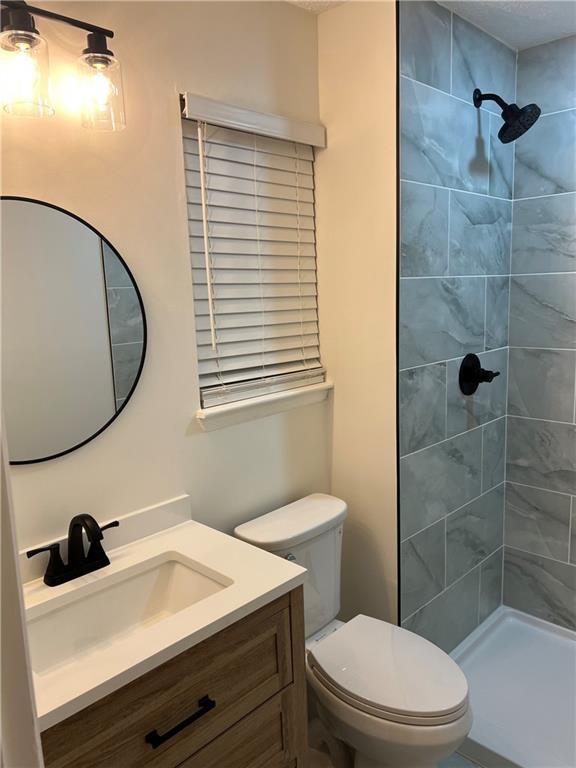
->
[452,606,576,768]
[309,749,480,767]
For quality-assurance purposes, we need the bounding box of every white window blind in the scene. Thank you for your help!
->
[183,119,325,408]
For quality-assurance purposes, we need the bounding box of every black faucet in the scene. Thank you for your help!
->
[27,515,119,587]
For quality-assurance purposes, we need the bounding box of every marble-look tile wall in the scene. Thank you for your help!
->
[504,35,576,631]
[399,1,512,652]
[103,242,144,410]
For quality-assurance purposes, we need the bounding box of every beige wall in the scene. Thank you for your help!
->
[1,1,331,549]
[316,1,398,623]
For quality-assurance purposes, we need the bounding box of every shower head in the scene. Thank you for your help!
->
[473,88,541,144]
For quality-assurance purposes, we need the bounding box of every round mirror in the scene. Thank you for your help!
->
[1,198,147,464]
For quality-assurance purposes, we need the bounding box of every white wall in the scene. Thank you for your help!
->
[316,1,398,623]
[1,1,331,549]
[2,200,115,462]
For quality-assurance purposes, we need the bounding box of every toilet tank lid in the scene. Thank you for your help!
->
[234,494,347,551]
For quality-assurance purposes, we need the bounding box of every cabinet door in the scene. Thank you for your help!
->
[177,688,298,768]
[42,596,292,768]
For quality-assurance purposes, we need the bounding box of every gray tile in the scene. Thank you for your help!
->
[439,754,482,768]
[509,274,576,349]
[479,547,503,622]
[401,519,445,620]
[507,417,576,495]
[401,182,449,276]
[446,348,508,436]
[511,193,576,275]
[446,484,504,584]
[485,276,509,350]
[402,567,480,652]
[400,429,482,539]
[514,111,576,198]
[112,342,144,399]
[517,36,576,115]
[401,76,490,194]
[399,363,446,456]
[102,242,133,288]
[451,14,516,115]
[489,112,514,199]
[107,287,144,344]
[506,482,571,562]
[571,500,576,565]
[399,277,485,368]
[449,192,511,276]
[482,417,506,492]
[399,1,451,92]
[508,348,576,422]
[504,546,576,630]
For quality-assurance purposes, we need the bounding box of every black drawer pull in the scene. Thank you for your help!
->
[144,695,216,749]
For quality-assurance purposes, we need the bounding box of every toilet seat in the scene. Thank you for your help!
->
[307,615,469,727]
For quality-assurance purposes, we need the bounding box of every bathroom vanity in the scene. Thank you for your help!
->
[41,589,306,768]
[23,519,308,768]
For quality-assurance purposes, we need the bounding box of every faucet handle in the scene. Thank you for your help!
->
[86,520,119,565]
[26,543,67,587]
[101,520,120,533]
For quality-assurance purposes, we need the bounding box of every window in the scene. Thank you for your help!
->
[183,120,325,408]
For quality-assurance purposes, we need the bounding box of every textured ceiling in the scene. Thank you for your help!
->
[287,1,344,14]
[439,1,576,50]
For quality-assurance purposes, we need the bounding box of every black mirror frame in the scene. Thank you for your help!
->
[2,196,148,465]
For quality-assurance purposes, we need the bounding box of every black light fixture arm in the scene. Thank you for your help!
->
[0,0,114,38]
[473,88,508,111]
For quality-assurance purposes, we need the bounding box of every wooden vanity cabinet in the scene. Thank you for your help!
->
[41,588,308,768]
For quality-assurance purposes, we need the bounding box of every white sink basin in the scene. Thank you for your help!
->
[24,519,306,731]
[27,552,232,676]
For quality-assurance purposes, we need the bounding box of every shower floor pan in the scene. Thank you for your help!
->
[451,606,576,768]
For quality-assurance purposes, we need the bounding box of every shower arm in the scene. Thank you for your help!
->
[473,89,509,111]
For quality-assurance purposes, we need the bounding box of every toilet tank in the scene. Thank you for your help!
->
[234,494,347,637]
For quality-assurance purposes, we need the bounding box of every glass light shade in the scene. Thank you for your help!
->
[78,52,125,131]
[0,29,53,117]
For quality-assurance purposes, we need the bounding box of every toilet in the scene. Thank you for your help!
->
[235,494,472,768]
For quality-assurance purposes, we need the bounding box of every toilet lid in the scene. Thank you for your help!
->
[308,615,468,720]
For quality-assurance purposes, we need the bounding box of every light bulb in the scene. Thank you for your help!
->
[0,29,53,117]
[78,34,125,131]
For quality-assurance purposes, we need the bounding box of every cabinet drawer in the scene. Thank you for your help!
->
[177,688,297,768]
[42,596,292,768]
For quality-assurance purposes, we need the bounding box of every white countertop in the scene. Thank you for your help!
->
[23,520,306,731]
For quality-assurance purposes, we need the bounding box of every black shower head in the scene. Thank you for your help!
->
[473,88,541,144]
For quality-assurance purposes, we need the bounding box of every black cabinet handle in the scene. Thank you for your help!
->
[144,695,216,749]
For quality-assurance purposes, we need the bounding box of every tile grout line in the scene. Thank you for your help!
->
[400,177,511,203]
[506,543,576,568]
[400,271,576,279]
[400,346,576,374]
[567,497,573,565]
[400,346,509,373]
[400,413,505,460]
[480,413,485,494]
[449,11,453,98]
[506,479,574,499]
[401,481,505,543]
[402,544,504,625]
[508,413,576,427]
[400,176,575,203]
[447,188,451,276]
[483,276,488,353]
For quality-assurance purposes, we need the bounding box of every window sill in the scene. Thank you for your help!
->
[195,381,334,432]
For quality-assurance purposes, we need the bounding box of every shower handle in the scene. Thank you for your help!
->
[459,353,500,396]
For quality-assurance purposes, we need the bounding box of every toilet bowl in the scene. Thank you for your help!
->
[306,615,472,768]
[235,495,472,768]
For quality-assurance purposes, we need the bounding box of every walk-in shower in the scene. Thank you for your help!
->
[399,2,575,766]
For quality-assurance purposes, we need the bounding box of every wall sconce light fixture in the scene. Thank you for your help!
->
[0,0,125,130]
